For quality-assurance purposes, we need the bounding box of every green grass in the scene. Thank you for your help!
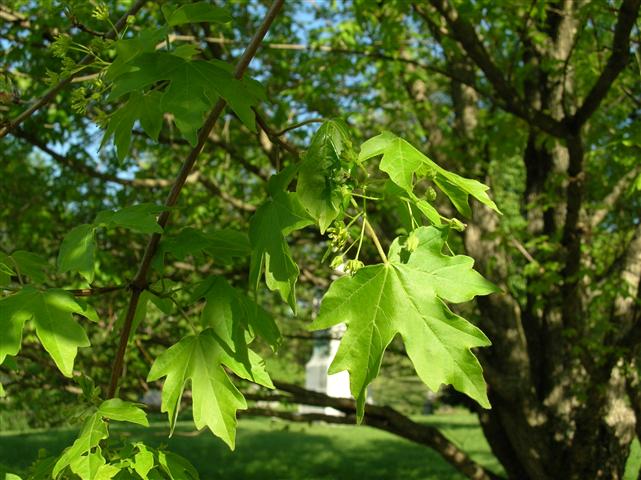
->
[0,411,503,479]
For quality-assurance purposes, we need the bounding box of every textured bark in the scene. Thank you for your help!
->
[417,1,641,478]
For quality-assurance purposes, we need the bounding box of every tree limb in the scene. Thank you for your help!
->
[590,166,641,229]
[569,0,641,129]
[268,380,504,480]
[421,0,568,138]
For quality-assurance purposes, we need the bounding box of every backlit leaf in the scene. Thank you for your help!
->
[97,398,149,426]
[310,226,497,420]
[0,286,94,376]
[359,132,500,218]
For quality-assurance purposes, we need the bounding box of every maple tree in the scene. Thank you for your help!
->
[0,1,500,478]
[2,1,641,479]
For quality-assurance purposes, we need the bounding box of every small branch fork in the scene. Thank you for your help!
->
[0,0,147,139]
[106,0,285,399]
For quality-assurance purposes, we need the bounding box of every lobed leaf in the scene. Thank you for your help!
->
[148,330,250,448]
[94,203,165,234]
[310,226,498,420]
[249,191,313,312]
[359,132,500,219]
[0,286,95,376]
[57,223,97,283]
[97,398,149,426]
[163,2,231,26]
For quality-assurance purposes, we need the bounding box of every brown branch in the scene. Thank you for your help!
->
[590,166,641,229]
[254,109,301,157]
[165,33,501,107]
[421,0,568,138]
[13,127,175,188]
[15,128,256,211]
[569,0,641,129]
[0,5,29,28]
[106,0,285,399]
[270,380,503,480]
[198,176,256,212]
[275,118,326,136]
[243,407,356,425]
[0,0,147,139]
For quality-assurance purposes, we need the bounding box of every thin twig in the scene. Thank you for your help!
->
[276,118,326,136]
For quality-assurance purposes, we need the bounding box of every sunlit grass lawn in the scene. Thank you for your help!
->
[0,411,502,479]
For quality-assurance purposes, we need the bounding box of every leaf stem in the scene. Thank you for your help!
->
[364,218,388,264]
[350,198,388,264]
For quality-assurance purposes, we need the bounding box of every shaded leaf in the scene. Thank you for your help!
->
[95,203,165,234]
[10,250,48,283]
[249,191,313,312]
[57,224,96,283]
[297,119,354,233]
[163,2,231,26]
[157,450,199,480]
[155,228,250,269]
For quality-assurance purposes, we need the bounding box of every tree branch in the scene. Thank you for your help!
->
[0,0,147,139]
[15,128,257,211]
[421,0,568,138]
[590,166,641,229]
[569,0,641,129]
[269,380,504,480]
[106,0,285,399]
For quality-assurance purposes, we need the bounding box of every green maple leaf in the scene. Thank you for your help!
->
[69,448,120,480]
[97,398,149,426]
[9,250,48,283]
[53,413,108,477]
[310,226,498,420]
[194,275,281,353]
[0,286,97,376]
[57,224,97,283]
[105,52,262,149]
[105,27,168,81]
[359,132,500,218]
[53,399,148,478]
[297,119,354,233]
[0,251,16,286]
[163,2,231,26]
[157,450,200,480]
[249,191,313,312]
[147,328,272,448]
[155,227,250,269]
[94,203,165,234]
[100,91,163,161]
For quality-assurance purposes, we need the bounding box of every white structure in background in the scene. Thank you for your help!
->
[301,323,352,416]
